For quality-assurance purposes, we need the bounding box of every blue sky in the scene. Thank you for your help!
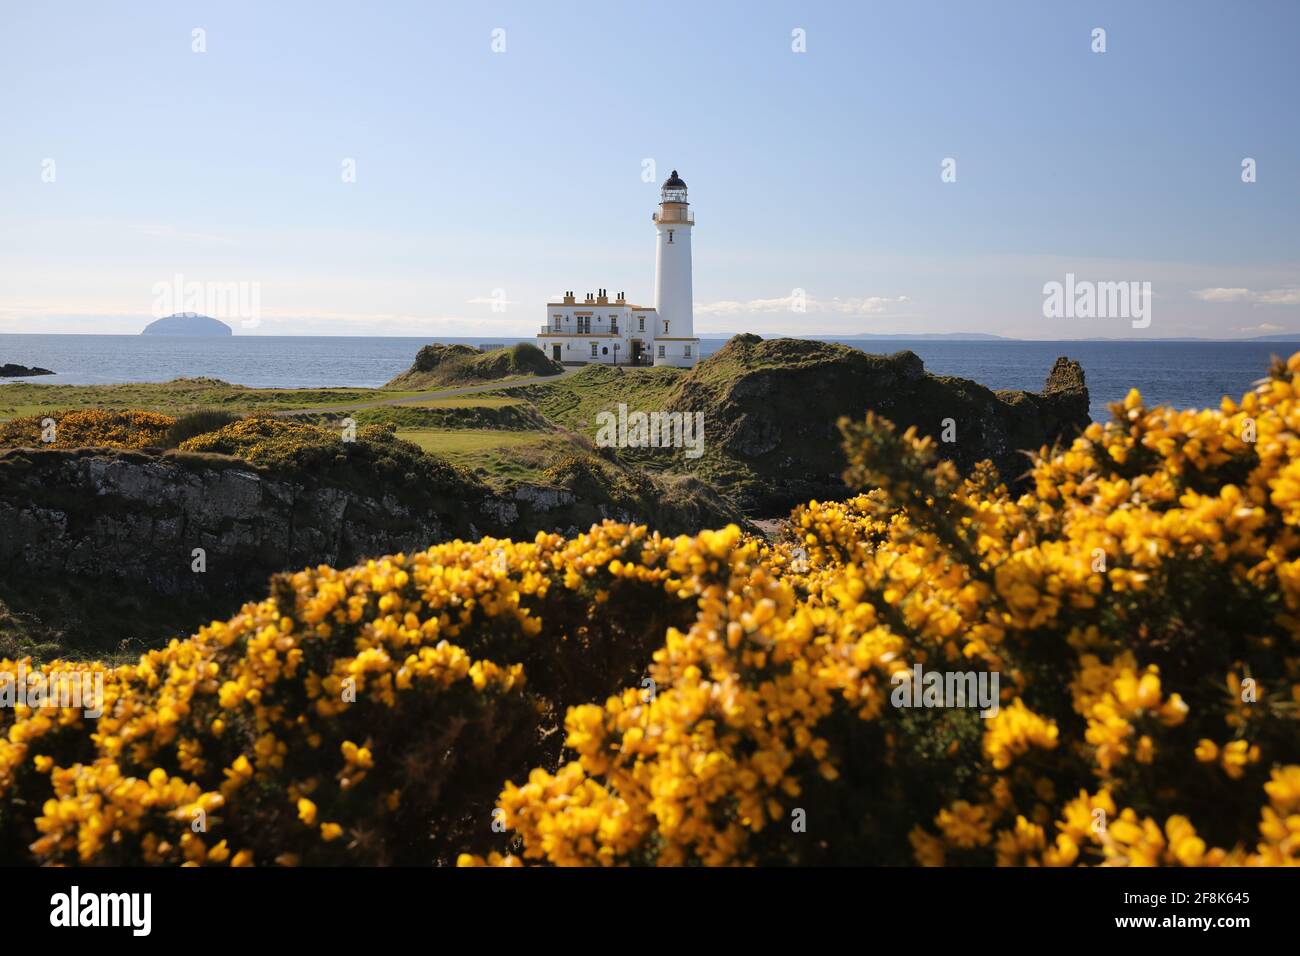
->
[1,0,1297,338]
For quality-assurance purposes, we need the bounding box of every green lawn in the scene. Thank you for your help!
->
[394,428,552,479]
[515,365,683,435]
[0,371,566,421]
[399,393,528,409]
[0,379,426,419]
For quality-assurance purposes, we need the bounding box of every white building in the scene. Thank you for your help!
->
[538,170,700,368]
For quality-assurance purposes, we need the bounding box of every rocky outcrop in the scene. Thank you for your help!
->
[0,444,743,654]
[0,448,481,607]
[0,364,54,378]
[663,336,1090,512]
[384,342,561,389]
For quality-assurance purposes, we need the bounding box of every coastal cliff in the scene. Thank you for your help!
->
[0,440,741,655]
[676,336,1089,509]
[531,335,1092,513]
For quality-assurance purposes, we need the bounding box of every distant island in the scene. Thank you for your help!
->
[141,313,233,337]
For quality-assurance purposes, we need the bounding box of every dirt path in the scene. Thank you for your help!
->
[272,365,583,417]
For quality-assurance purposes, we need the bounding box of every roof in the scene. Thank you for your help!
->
[546,303,656,311]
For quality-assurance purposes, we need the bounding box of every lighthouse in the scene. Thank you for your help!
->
[651,170,699,367]
[536,168,700,368]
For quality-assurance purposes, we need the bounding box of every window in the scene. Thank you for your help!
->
[667,230,674,244]
[657,345,665,358]
[591,343,598,357]
[663,320,669,334]
[638,317,644,332]
[684,345,692,357]
[602,346,608,355]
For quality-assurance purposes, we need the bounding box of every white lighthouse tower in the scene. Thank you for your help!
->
[651,170,699,367]
[535,168,700,368]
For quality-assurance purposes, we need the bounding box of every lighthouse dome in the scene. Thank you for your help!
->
[661,170,687,190]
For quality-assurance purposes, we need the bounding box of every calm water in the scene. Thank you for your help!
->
[1,334,1293,422]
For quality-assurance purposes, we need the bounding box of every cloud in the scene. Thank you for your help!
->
[1235,323,1286,334]
[1192,287,1300,305]
[695,294,909,317]
[1255,289,1300,305]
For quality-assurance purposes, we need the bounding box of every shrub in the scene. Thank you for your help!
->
[3,354,1299,866]
[465,354,1300,866]
[0,528,697,865]
[477,343,562,378]
[162,410,242,447]
[176,415,478,501]
[0,409,174,450]
[178,414,350,467]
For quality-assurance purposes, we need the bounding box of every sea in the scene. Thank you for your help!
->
[1,333,1294,423]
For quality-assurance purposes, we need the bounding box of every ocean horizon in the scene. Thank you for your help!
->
[2,333,1292,422]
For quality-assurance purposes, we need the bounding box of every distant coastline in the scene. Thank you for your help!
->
[4,330,1300,343]
[0,333,1293,423]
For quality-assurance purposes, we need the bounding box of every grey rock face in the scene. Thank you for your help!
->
[512,483,575,510]
[0,449,471,602]
[662,336,1092,513]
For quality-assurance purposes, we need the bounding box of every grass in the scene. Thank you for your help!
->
[394,428,550,477]
[0,362,742,492]
[384,342,562,389]
[0,376,566,483]
[514,365,683,435]
[397,393,529,409]
[0,378,427,420]
[288,398,553,434]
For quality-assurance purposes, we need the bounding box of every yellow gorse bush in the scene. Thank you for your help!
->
[177,414,348,466]
[0,527,700,864]
[0,409,174,449]
[3,353,1300,865]
[465,354,1300,867]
